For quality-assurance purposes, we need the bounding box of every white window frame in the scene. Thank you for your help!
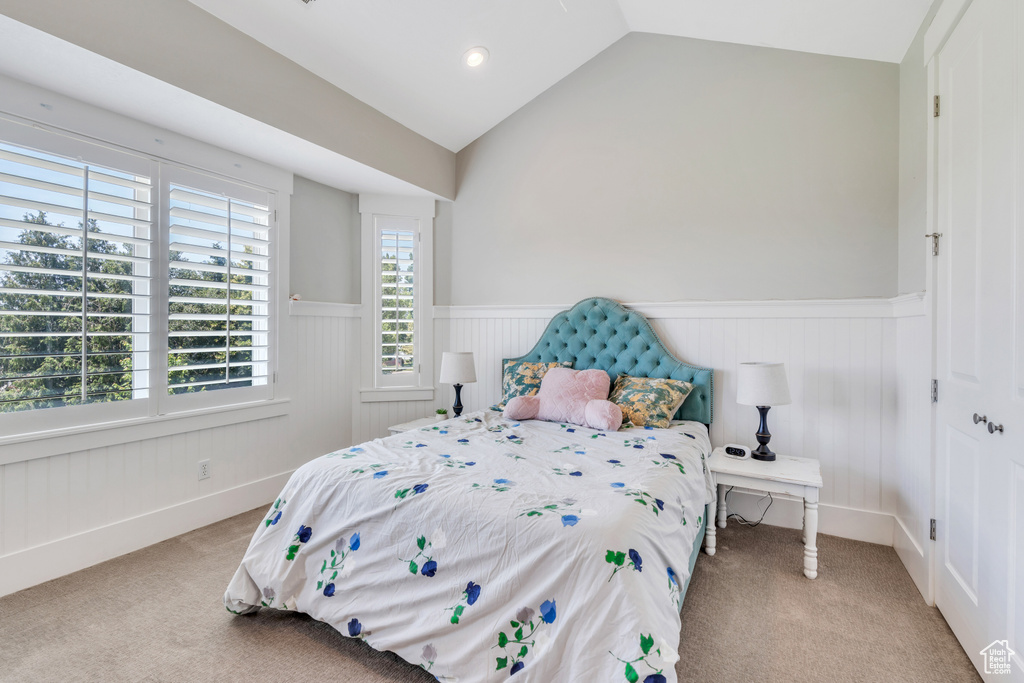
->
[0,106,290,460]
[159,165,277,414]
[359,194,434,403]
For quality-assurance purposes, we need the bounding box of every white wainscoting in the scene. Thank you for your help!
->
[0,295,933,598]
[893,311,935,602]
[0,312,358,597]
[432,296,930,546]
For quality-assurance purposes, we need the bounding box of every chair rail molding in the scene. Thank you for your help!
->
[435,294,926,320]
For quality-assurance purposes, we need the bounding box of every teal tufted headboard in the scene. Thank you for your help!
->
[509,297,714,425]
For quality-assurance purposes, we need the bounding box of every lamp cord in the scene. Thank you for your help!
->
[724,486,774,527]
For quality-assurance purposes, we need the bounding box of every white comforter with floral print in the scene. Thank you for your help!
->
[225,410,713,683]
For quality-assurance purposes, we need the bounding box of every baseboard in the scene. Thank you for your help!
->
[894,515,933,605]
[723,489,895,546]
[0,470,294,598]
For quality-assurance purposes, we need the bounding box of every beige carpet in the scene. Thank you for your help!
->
[0,507,980,683]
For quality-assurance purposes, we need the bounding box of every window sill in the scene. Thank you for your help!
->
[0,398,291,466]
[359,387,435,403]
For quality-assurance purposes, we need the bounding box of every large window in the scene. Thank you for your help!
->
[359,195,434,401]
[0,142,151,413]
[0,122,278,435]
[166,177,271,403]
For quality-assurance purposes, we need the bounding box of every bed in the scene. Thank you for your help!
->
[225,297,715,682]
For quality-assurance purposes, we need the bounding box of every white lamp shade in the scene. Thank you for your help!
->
[736,362,791,407]
[439,352,477,385]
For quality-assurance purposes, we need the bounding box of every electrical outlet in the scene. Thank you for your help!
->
[198,459,210,480]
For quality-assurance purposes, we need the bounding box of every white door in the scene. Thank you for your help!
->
[935,0,1022,677]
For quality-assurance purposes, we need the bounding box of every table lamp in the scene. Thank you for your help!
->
[736,362,791,461]
[439,351,476,417]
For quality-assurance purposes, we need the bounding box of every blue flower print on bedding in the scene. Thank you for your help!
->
[394,483,430,500]
[437,454,477,469]
[520,498,591,526]
[351,463,387,475]
[494,599,557,675]
[264,497,287,527]
[611,633,679,682]
[446,581,482,624]
[373,470,389,479]
[348,618,362,637]
[652,453,687,476]
[552,443,587,456]
[285,525,312,561]
[327,446,364,459]
[551,466,583,477]
[399,530,445,577]
[472,479,517,492]
[605,548,643,581]
[667,567,683,609]
[316,532,360,594]
[629,549,643,571]
[611,486,665,517]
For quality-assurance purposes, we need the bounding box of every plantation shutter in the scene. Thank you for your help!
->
[378,220,416,379]
[0,141,152,412]
[167,184,270,395]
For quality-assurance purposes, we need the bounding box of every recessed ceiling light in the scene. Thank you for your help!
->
[464,47,489,68]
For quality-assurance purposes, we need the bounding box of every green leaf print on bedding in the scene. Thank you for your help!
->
[492,600,557,675]
[611,632,679,682]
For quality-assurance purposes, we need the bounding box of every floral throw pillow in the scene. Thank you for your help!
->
[609,376,695,429]
[493,360,573,410]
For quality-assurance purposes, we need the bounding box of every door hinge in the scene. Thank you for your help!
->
[925,233,942,256]
[273,371,278,384]
[931,379,938,403]
[930,518,936,541]
[934,95,940,117]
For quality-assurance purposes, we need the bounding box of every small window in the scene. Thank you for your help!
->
[377,217,417,383]
[359,195,434,401]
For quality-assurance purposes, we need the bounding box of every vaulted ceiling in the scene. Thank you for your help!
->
[187,0,934,152]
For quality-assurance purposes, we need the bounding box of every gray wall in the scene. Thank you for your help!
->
[446,32,899,305]
[0,0,456,199]
[898,1,940,295]
[290,176,360,304]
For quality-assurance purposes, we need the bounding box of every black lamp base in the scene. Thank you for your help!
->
[752,405,776,462]
[452,383,464,417]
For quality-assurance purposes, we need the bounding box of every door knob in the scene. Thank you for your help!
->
[973,413,988,424]
[988,422,1004,434]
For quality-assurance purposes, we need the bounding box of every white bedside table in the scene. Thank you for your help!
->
[705,448,824,579]
[388,416,442,435]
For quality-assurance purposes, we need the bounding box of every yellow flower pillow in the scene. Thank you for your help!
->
[609,376,695,429]
[493,360,573,410]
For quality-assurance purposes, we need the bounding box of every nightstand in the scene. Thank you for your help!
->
[387,416,442,435]
[705,447,824,579]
